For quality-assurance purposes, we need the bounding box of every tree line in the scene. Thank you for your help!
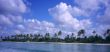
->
[0,29,110,43]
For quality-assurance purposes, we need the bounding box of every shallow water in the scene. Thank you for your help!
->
[0,42,110,52]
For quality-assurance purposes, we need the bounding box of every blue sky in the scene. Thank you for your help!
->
[26,0,74,21]
[0,0,110,36]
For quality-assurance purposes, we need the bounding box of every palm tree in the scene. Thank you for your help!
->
[106,29,110,35]
[53,33,59,42]
[70,33,75,42]
[71,33,74,38]
[64,35,70,42]
[0,36,2,39]
[92,30,96,35]
[78,29,85,36]
[57,31,62,38]
[0,36,2,41]
[58,31,62,36]
[45,33,48,38]
[105,29,110,43]
[26,34,30,42]
[45,33,51,41]
[104,29,110,37]
[54,33,57,38]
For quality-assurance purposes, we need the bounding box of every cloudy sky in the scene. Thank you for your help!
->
[0,0,110,36]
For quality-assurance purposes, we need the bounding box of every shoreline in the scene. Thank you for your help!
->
[1,41,110,45]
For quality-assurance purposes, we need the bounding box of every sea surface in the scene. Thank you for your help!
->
[0,42,110,52]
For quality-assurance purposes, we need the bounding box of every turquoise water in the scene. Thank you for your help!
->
[0,42,110,52]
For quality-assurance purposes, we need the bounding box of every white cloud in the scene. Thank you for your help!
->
[97,5,110,24]
[74,0,110,25]
[0,0,110,36]
[13,0,110,36]
[80,19,92,29]
[0,0,27,25]
[0,0,27,14]
[0,15,13,26]
[17,24,25,30]
[74,0,100,10]
[15,19,58,34]
[71,7,87,16]
[0,0,28,35]
[49,2,91,32]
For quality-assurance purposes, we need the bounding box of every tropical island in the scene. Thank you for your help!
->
[0,29,110,43]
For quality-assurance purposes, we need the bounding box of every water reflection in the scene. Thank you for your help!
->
[0,42,110,52]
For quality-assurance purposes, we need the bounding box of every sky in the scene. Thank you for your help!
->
[0,0,110,36]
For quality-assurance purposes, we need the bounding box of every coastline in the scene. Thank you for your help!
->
[1,41,110,45]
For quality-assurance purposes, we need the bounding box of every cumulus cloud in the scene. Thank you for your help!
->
[97,5,110,24]
[0,15,13,26]
[0,0,110,36]
[73,0,110,35]
[0,0,59,35]
[74,0,102,17]
[48,0,110,36]
[49,2,91,32]
[0,0,27,26]
[74,0,100,10]
[0,0,27,35]
[74,0,110,24]
[15,19,58,35]
[0,0,27,14]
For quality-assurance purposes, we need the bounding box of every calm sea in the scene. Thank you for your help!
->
[0,42,110,52]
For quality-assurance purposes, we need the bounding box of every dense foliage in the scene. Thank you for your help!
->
[0,29,110,43]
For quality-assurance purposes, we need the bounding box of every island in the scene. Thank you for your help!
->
[0,29,110,43]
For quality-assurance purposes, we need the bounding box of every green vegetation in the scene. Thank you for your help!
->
[0,29,110,43]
